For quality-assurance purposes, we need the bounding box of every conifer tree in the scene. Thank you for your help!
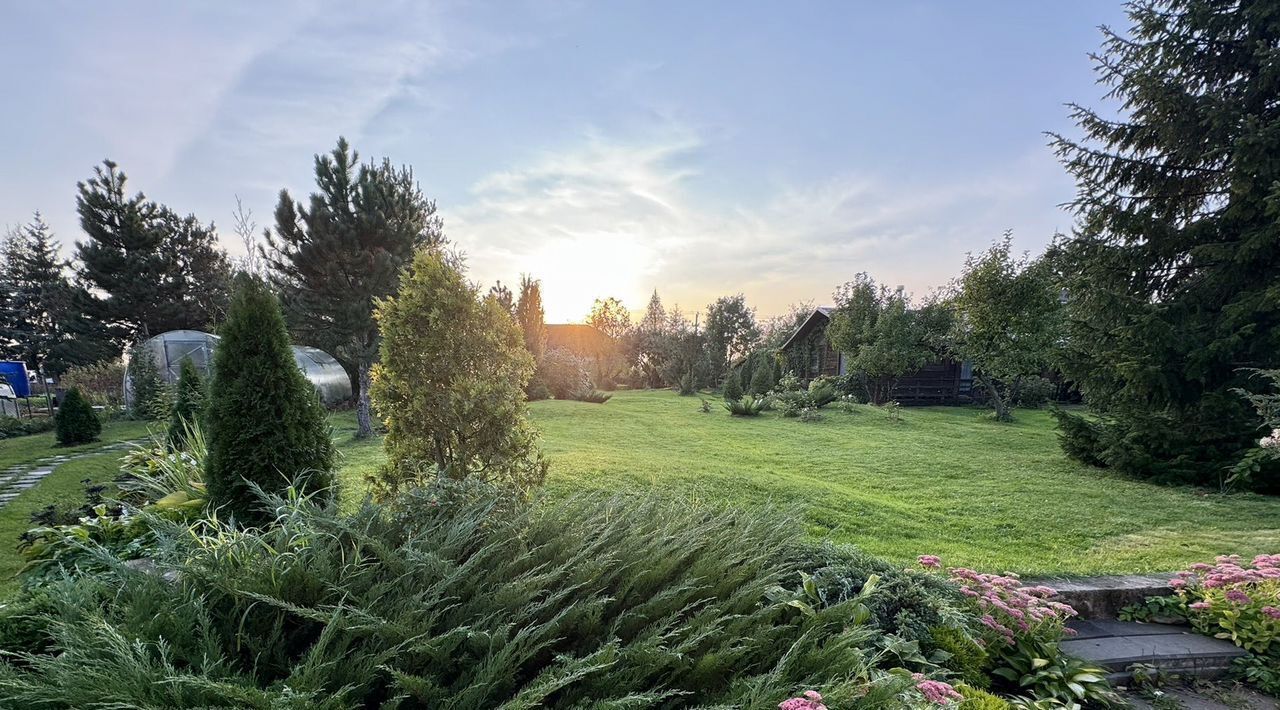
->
[126,342,166,420]
[205,275,335,524]
[488,280,515,315]
[514,275,548,363]
[1,214,71,375]
[75,161,232,342]
[749,355,776,395]
[166,357,205,449]
[1048,0,1280,485]
[372,251,546,496]
[55,387,101,446]
[722,369,744,401]
[266,137,444,440]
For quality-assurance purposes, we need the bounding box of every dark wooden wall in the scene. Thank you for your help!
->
[782,315,973,406]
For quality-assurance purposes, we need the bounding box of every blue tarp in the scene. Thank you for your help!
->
[0,361,31,398]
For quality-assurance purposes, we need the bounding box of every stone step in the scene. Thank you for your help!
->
[1062,620,1246,682]
[1033,574,1176,620]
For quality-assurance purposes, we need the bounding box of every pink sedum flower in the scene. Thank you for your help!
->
[918,555,943,569]
[912,674,962,705]
[779,690,826,710]
[1262,606,1280,620]
[1225,589,1252,605]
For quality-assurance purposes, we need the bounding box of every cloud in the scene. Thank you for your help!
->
[450,126,1066,321]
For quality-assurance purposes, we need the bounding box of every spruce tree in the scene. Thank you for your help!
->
[1049,0,1280,485]
[166,357,205,449]
[205,275,335,524]
[1,214,72,375]
[266,137,444,440]
[75,161,232,342]
[55,387,101,446]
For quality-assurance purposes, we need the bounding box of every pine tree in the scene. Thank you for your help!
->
[514,274,547,362]
[371,251,545,496]
[75,161,232,342]
[205,275,335,524]
[1048,0,1280,486]
[166,357,205,449]
[488,281,515,315]
[265,137,444,440]
[55,387,101,446]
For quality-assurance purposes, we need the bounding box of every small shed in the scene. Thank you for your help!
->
[777,307,973,406]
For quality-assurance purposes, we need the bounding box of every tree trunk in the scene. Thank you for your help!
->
[980,373,1010,422]
[356,359,374,439]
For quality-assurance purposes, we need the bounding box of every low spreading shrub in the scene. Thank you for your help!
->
[54,387,100,446]
[1051,408,1106,468]
[0,416,56,440]
[1170,554,1280,655]
[0,488,931,708]
[571,387,612,404]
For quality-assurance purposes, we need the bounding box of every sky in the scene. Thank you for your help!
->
[0,0,1130,323]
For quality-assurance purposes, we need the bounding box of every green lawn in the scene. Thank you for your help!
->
[333,390,1279,576]
[3,392,1278,588]
[0,419,154,592]
[539,391,1280,576]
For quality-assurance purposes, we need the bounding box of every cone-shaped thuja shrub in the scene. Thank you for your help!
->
[205,275,335,524]
[55,387,101,445]
[722,369,743,401]
[166,357,206,449]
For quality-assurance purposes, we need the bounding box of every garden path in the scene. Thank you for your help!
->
[0,440,141,509]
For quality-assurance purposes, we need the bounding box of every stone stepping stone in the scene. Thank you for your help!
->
[1062,620,1245,681]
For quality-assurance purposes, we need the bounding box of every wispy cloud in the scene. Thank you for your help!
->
[451,126,1065,321]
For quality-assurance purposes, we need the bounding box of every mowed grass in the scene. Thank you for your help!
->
[529,390,1279,577]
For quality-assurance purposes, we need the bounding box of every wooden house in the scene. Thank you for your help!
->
[777,307,974,405]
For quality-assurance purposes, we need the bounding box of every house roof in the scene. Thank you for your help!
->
[778,307,834,351]
[546,323,613,354]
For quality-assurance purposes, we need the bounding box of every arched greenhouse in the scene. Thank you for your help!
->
[122,330,352,406]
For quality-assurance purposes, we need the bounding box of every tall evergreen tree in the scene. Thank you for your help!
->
[75,161,232,343]
[0,216,71,375]
[265,137,444,440]
[166,357,206,449]
[1048,0,1280,486]
[205,275,335,524]
[514,274,547,362]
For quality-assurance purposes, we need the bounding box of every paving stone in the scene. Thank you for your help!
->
[1069,619,1189,640]
[1034,573,1176,619]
